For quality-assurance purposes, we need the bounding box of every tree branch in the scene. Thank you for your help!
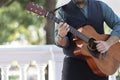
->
[0,0,6,7]
[0,0,15,7]
[4,0,15,6]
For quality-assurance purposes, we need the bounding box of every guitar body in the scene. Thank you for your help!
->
[74,25,120,76]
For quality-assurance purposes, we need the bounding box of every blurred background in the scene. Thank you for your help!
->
[0,0,120,80]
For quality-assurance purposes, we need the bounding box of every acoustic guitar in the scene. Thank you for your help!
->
[26,2,120,76]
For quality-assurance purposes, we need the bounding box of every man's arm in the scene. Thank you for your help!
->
[54,9,70,48]
[55,22,70,47]
[95,1,120,53]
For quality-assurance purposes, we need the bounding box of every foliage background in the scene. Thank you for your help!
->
[0,0,56,45]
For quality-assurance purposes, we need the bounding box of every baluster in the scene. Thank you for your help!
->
[39,64,47,80]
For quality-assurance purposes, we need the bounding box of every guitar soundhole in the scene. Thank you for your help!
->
[88,38,100,58]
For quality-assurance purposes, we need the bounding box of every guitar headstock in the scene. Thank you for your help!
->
[26,2,46,16]
[26,2,62,24]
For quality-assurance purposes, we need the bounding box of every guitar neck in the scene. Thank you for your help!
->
[45,12,89,43]
[26,2,89,43]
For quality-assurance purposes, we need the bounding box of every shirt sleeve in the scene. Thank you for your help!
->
[100,1,120,37]
[54,9,70,48]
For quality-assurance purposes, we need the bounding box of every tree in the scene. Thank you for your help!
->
[0,1,42,44]
[0,0,56,45]
[44,0,56,44]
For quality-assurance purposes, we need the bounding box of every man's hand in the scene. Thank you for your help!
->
[94,41,110,54]
[55,22,70,47]
[94,36,120,54]
[58,22,70,38]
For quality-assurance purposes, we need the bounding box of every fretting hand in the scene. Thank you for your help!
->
[58,22,70,38]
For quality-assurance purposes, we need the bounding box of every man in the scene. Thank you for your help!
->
[54,0,120,80]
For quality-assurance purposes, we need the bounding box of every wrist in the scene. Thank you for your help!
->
[58,34,65,38]
[106,36,120,46]
[57,34,65,40]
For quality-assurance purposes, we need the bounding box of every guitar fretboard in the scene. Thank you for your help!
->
[46,12,89,43]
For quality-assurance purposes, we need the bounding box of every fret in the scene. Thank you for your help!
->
[69,25,89,43]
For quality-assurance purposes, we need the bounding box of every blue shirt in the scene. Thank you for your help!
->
[55,0,120,37]
[55,0,120,47]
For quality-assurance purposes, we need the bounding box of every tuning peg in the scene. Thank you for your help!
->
[35,10,38,13]
[39,12,42,15]
[30,8,33,11]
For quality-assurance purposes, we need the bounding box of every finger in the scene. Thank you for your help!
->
[62,23,69,31]
[65,24,69,30]
[95,42,105,52]
[97,45,107,54]
[60,19,64,22]
[59,22,64,28]
[97,45,104,50]
[101,50,106,54]
[97,44,105,49]
[100,49,107,54]
[94,41,102,43]
[96,42,104,48]
[66,25,70,32]
[63,23,67,28]
[97,47,105,53]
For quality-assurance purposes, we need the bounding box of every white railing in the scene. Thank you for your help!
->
[0,45,64,80]
[0,45,118,80]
